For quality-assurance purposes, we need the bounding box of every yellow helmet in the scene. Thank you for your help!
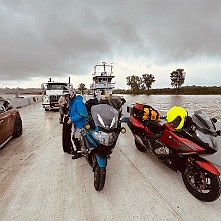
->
[166,106,187,130]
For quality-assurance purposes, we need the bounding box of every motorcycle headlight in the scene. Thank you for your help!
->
[94,131,117,146]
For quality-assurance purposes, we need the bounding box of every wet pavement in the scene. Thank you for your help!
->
[0,102,221,221]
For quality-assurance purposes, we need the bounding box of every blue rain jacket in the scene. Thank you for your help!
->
[69,95,88,128]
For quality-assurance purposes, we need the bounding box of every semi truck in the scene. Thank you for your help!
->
[41,78,73,111]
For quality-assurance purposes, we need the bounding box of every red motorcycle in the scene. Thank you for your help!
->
[127,103,221,202]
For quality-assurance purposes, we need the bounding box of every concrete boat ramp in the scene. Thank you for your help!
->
[0,102,220,221]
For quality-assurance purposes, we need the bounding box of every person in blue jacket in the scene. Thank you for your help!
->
[67,92,88,159]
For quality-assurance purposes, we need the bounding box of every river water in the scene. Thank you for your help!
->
[1,93,221,120]
[118,94,221,120]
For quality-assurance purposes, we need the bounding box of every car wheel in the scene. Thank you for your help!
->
[12,117,23,138]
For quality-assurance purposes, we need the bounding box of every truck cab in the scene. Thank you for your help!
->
[41,79,73,111]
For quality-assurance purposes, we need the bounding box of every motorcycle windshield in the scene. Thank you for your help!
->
[91,104,119,130]
[193,110,216,131]
[192,110,218,150]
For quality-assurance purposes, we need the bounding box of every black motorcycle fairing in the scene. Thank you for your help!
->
[193,110,216,131]
[191,110,219,152]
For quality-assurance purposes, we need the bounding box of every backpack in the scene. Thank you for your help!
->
[142,105,160,122]
[132,103,160,122]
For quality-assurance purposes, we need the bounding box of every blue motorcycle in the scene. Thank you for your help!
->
[79,96,126,191]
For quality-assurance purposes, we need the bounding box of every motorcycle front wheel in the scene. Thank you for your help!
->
[182,166,221,202]
[94,165,106,191]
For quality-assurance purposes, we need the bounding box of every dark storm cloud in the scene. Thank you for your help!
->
[0,0,221,82]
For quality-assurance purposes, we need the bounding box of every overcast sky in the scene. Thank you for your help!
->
[0,0,221,89]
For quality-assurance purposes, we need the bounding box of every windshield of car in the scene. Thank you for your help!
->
[91,104,119,130]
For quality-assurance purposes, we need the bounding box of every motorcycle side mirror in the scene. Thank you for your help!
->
[211,118,217,123]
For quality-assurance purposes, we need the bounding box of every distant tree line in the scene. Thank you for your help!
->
[126,68,186,94]
[114,86,221,95]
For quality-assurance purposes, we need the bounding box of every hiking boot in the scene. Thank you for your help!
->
[69,150,76,154]
[72,152,81,159]
[70,149,81,154]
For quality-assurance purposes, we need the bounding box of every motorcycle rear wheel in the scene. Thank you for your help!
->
[94,165,106,191]
[182,166,221,202]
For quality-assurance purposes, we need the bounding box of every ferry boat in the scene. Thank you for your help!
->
[90,62,115,99]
